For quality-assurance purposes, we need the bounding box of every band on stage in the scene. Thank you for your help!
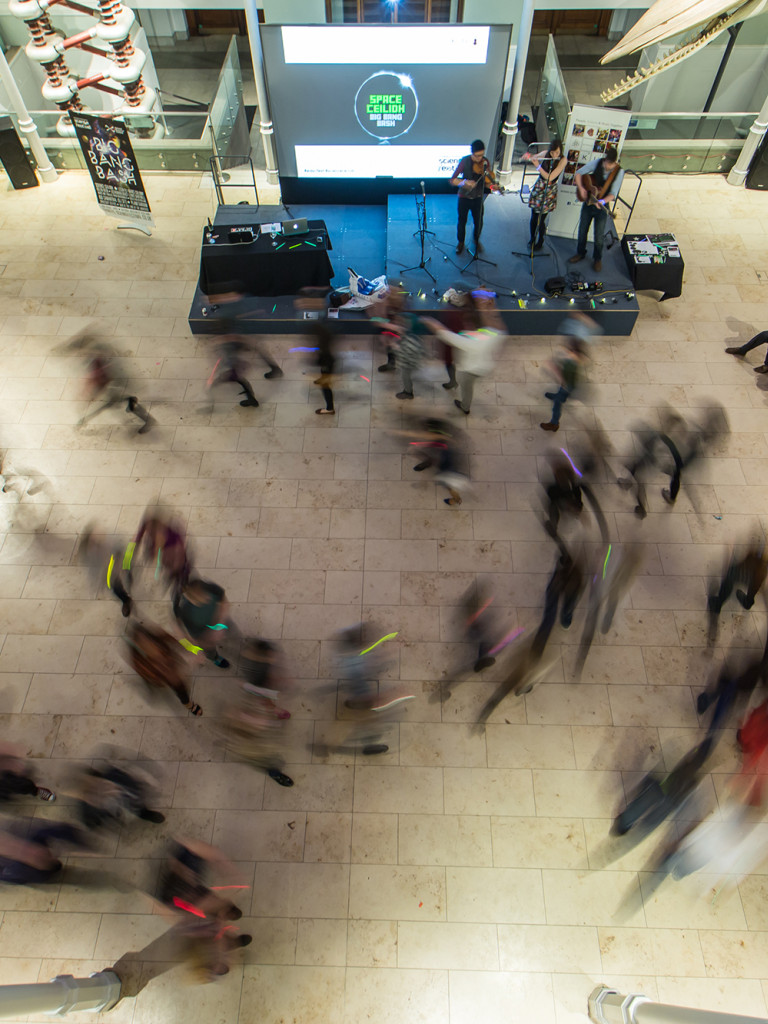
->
[448,138,624,267]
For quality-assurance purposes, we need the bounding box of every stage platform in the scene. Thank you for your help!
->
[188,196,640,336]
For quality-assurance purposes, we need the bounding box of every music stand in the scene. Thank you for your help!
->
[400,180,438,290]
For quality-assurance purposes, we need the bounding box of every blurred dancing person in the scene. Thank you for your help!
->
[220,640,294,787]
[77,525,133,617]
[75,762,165,830]
[125,620,202,716]
[393,416,470,507]
[612,736,713,838]
[540,451,607,542]
[423,291,505,415]
[207,287,282,379]
[540,338,588,433]
[708,538,768,617]
[62,331,153,433]
[0,819,89,885]
[173,577,231,669]
[311,320,337,416]
[0,743,55,804]
[158,836,252,979]
[134,508,192,593]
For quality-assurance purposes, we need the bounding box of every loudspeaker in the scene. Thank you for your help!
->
[0,116,38,190]
[746,130,768,191]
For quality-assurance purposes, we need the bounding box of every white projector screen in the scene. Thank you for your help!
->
[260,24,512,180]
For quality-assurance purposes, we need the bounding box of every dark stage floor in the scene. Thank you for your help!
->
[189,198,639,336]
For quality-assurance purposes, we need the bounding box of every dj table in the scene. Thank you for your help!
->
[621,233,684,301]
[199,220,334,297]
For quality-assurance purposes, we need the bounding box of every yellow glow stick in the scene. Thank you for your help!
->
[179,638,203,654]
[122,542,136,571]
[359,632,399,656]
[106,555,114,590]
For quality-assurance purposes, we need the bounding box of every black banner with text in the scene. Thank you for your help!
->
[70,112,153,225]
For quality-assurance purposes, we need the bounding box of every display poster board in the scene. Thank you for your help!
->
[69,112,154,227]
[260,24,512,181]
[546,103,631,241]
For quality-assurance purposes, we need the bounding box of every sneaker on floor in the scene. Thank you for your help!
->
[413,461,431,472]
[540,421,559,432]
[237,934,253,947]
[661,488,674,504]
[137,417,154,435]
[568,254,584,264]
[442,379,458,390]
[455,243,464,255]
[454,399,469,415]
[475,241,484,253]
[544,392,557,400]
[267,768,294,787]
[213,655,230,669]
[725,347,745,356]
[754,364,768,374]
[315,408,335,415]
[396,391,414,400]
[362,743,389,755]
[36,787,56,803]
[593,259,602,272]
[240,398,259,407]
[139,808,165,824]
[121,597,132,618]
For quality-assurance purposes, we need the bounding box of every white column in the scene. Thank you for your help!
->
[0,45,57,184]
[497,0,534,185]
[727,90,768,186]
[0,972,121,1017]
[244,0,279,184]
[589,986,768,1024]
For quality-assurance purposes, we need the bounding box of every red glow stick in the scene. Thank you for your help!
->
[173,897,206,918]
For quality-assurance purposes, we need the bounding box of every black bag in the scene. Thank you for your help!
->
[545,277,566,296]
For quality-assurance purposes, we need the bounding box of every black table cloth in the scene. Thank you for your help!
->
[199,220,334,298]
[621,234,684,301]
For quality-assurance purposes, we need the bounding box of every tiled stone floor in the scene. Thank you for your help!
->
[1,169,768,1024]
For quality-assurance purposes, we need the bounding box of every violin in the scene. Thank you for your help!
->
[463,156,501,194]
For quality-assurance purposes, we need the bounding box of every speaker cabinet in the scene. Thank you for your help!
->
[746,130,768,191]
[0,116,38,190]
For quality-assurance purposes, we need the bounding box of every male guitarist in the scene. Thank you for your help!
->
[568,146,624,273]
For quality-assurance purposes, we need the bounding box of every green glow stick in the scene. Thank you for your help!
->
[602,544,612,580]
[106,555,114,590]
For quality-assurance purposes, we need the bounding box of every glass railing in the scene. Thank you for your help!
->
[621,111,755,174]
[6,110,214,170]
[539,35,570,145]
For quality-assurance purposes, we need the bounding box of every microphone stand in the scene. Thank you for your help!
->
[460,160,497,273]
[510,154,552,261]
[400,180,438,290]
